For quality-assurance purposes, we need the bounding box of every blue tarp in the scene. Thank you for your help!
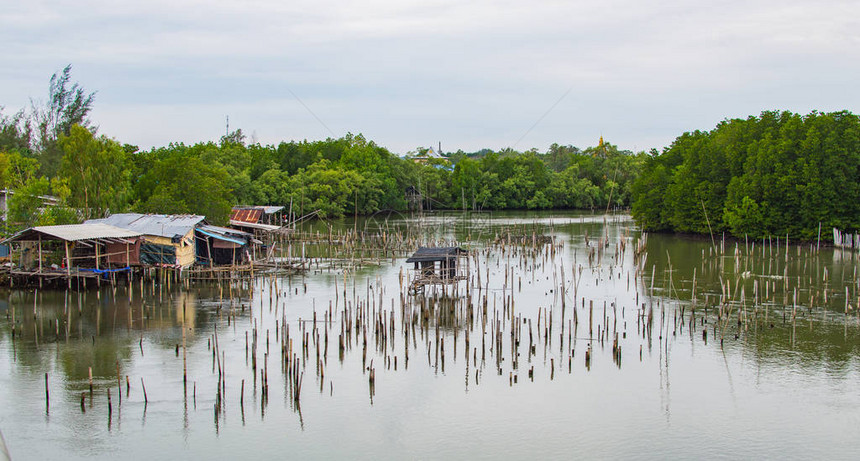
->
[78,266,132,279]
[196,228,246,245]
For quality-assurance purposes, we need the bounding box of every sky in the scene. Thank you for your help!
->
[2,0,859,155]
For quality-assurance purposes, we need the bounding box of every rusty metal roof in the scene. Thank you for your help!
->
[231,208,263,224]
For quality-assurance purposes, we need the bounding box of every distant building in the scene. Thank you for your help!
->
[0,188,62,225]
[0,189,63,259]
[408,143,445,165]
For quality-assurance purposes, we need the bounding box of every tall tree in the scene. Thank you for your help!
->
[31,65,96,177]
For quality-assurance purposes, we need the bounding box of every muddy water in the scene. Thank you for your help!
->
[0,211,858,460]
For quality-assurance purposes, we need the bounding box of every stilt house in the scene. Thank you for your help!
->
[1,223,143,284]
[85,213,205,267]
[406,246,468,293]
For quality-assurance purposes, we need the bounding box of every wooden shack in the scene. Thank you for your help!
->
[195,224,259,266]
[2,223,143,286]
[405,246,468,294]
[231,205,284,225]
[230,206,285,237]
[85,213,205,267]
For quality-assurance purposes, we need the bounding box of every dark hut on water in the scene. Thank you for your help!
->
[405,246,468,294]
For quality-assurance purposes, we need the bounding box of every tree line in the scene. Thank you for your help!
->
[631,110,860,240]
[12,69,853,242]
[0,67,644,232]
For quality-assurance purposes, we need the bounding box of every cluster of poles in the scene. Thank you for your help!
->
[7,216,860,433]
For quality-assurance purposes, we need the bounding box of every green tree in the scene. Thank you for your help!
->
[6,177,77,232]
[59,125,131,219]
[632,110,860,239]
[0,150,39,190]
[135,153,234,224]
[31,65,96,178]
[0,107,32,154]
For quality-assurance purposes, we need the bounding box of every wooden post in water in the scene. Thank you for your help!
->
[116,361,122,406]
[38,234,43,278]
[65,241,72,290]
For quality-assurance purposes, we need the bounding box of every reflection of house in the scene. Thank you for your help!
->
[406,246,469,294]
[85,213,204,267]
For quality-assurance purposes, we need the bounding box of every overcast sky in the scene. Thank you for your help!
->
[2,0,858,154]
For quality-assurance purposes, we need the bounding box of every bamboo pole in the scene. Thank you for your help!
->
[65,240,72,290]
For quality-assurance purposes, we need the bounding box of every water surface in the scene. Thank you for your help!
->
[1,211,858,459]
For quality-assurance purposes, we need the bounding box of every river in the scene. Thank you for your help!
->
[0,211,858,459]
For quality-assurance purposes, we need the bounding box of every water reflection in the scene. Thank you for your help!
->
[0,211,858,460]
[642,232,860,368]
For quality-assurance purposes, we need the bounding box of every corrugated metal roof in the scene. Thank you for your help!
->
[199,224,252,238]
[233,205,284,215]
[86,213,204,238]
[230,220,281,232]
[196,228,246,246]
[199,224,262,245]
[4,223,142,243]
[231,208,263,224]
[258,205,284,214]
[406,247,468,263]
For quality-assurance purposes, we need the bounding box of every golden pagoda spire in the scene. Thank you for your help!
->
[594,135,606,157]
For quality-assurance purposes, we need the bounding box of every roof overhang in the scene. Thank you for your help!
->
[229,220,281,232]
[2,223,143,244]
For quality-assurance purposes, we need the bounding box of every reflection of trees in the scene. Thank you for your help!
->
[642,233,860,369]
[744,322,860,373]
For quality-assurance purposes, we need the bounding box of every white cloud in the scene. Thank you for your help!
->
[3,0,860,153]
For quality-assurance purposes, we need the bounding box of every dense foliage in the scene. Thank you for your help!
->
[0,67,645,232]
[631,110,860,240]
[8,71,859,244]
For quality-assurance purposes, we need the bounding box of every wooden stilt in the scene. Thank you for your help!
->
[65,240,72,290]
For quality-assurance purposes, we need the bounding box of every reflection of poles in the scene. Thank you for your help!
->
[0,426,11,460]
